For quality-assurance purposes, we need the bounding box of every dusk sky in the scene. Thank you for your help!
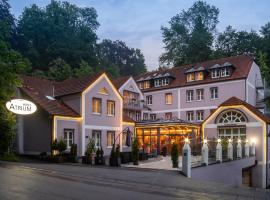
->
[9,0,270,71]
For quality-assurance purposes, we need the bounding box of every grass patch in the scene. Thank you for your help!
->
[0,153,19,162]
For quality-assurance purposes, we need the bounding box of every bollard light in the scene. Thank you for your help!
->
[203,138,208,144]
[238,139,241,143]
[227,138,233,160]
[245,139,250,157]
[251,139,256,156]
[216,138,222,163]
[237,138,242,159]
[184,138,189,143]
[217,138,221,143]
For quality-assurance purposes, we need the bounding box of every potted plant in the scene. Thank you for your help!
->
[171,143,179,168]
[132,137,139,165]
[84,138,95,165]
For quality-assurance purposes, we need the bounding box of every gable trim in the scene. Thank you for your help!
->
[119,77,144,100]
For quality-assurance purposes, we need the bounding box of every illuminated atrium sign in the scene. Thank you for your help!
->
[6,99,37,115]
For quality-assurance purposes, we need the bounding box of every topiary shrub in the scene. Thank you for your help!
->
[70,144,78,163]
[85,138,95,165]
[132,137,139,165]
[171,143,179,168]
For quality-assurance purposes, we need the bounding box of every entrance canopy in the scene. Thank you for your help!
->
[135,119,201,155]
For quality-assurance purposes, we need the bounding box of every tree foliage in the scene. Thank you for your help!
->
[16,0,100,72]
[47,58,73,81]
[160,1,219,66]
[98,39,147,77]
[0,0,30,154]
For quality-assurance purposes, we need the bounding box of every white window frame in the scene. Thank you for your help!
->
[107,100,115,116]
[92,97,102,114]
[196,110,204,122]
[165,112,172,120]
[107,131,115,147]
[165,93,173,104]
[196,89,204,101]
[186,90,194,102]
[154,79,160,87]
[210,87,218,100]
[146,95,152,105]
[143,113,148,120]
[195,71,204,81]
[150,114,156,120]
[211,69,220,78]
[64,129,74,149]
[92,130,101,148]
[186,111,194,122]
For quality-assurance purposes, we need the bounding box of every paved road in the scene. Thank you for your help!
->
[0,161,269,200]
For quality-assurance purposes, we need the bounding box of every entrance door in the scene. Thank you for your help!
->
[242,167,252,187]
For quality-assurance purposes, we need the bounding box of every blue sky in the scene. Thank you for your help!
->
[9,0,270,71]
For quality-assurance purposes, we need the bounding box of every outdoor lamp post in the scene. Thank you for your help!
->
[228,138,233,160]
[201,138,208,166]
[237,139,242,159]
[216,138,222,163]
[245,139,250,157]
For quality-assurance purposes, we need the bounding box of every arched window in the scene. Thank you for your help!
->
[216,109,247,139]
[217,110,247,124]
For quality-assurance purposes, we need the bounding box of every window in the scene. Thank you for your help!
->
[218,127,246,138]
[146,95,152,105]
[122,131,130,147]
[143,113,148,120]
[187,73,195,82]
[107,100,115,116]
[196,110,204,121]
[195,71,204,80]
[196,89,204,101]
[165,112,172,120]
[186,111,194,122]
[154,79,160,87]
[107,131,115,147]
[210,87,218,99]
[164,78,169,85]
[139,82,143,89]
[150,114,156,120]
[211,69,220,78]
[165,93,173,104]
[186,90,194,102]
[136,112,141,121]
[217,110,246,124]
[221,68,230,77]
[144,81,150,89]
[64,129,74,149]
[92,130,101,148]
[92,98,101,114]
[99,87,109,95]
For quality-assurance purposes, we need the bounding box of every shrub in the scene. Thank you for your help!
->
[0,153,19,162]
[70,144,77,163]
[171,143,179,168]
[132,137,139,165]
[57,139,67,156]
[51,139,58,155]
[85,138,95,164]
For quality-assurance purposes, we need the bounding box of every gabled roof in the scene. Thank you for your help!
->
[20,75,80,117]
[112,76,131,89]
[135,55,254,92]
[54,72,104,97]
[207,97,270,123]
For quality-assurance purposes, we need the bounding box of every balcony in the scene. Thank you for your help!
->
[123,101,150,111]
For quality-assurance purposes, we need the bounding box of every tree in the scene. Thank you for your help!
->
[98,39,147,77]
[132,137,139,165]
[0,0,30,154]
[215,26,262,58]
[47,58,73,81]
[74,60,94,77]
[160,1,219,66]
[16,0,99,72]
[171,143,179,168]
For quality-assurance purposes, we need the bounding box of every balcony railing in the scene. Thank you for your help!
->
[123,101,149,111]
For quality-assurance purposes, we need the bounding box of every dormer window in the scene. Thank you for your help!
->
[187,73,195,82]
[144,81,150,89]
[221,68,230,77]
[211,69,220,78]
[154,78,169,87]
[195,71,204,81]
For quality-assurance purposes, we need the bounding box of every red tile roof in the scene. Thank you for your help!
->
[112,76,131,89]
[20,75,80,117]
[136,55,254,92]
[55,72,104,97]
